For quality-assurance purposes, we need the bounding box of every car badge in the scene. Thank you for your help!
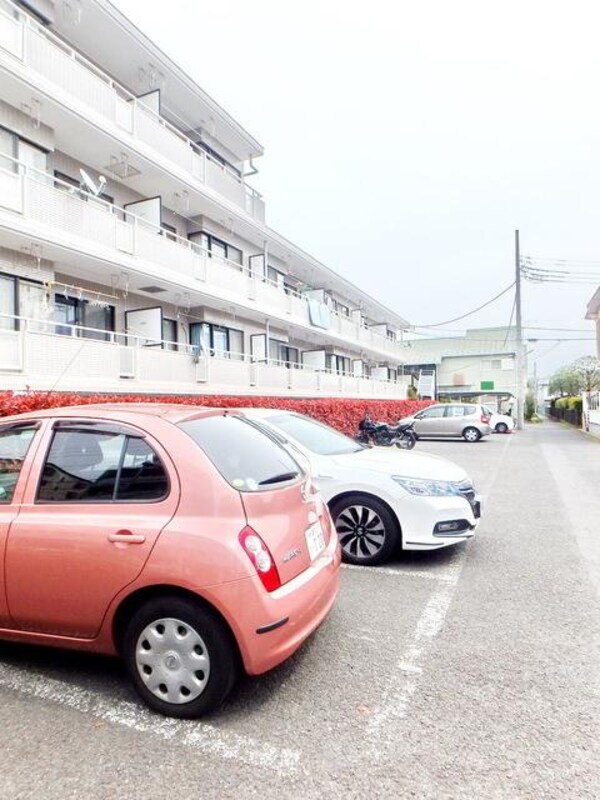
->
[282,548,301,563]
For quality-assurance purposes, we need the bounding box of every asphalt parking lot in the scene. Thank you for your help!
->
[1,423,599,800]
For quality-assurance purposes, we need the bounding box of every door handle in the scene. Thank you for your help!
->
[108,530,146,545]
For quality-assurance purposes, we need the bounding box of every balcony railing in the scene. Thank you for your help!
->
[0,0,265,221]
[0,313,409,399]
[0,158,405,361]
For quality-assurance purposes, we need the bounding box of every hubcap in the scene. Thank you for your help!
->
[135,617,210,705]
[335,504,386,559]
[465,429,478,441]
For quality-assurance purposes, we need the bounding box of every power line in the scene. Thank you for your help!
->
[413,282,515,328]
[503,293,517,348]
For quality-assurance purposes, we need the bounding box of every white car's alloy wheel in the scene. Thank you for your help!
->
[331,494,399,566]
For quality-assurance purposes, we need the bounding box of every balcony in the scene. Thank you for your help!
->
[0,314,410,399]
[0,0,265,221]
[0,159,405,362]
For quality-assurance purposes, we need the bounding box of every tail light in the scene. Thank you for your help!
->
[239,526,281,592]
[481,413,490,424]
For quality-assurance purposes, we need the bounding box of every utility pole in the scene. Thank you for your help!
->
[515,229,525,430]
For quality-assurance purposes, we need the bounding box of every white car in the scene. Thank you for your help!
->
[239,409,482,566]
[483,406,515,434]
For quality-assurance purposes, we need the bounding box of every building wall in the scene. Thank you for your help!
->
[0,99,54,152]
[437,354,517,395]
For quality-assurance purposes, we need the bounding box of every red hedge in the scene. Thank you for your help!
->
[0,391,431,436]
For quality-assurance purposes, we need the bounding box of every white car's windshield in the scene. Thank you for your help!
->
[265,413,363,456]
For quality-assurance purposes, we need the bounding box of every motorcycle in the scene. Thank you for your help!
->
[356,418,417,450]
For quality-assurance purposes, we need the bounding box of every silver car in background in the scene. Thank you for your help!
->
[405,403,492,442]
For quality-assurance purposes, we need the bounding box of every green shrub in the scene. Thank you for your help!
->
[524,391,536,421]
[555,396,582,411]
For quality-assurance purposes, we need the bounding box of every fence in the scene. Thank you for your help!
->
[548,403,582,428]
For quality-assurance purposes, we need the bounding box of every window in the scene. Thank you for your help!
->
[262,412,361,456]
[331,299,350,318]
[0,274,47,332]
[53,295,79,335]
[0,274,16,330]
[269,339,299,367]
[327,354,351,375]
[190,322,243,360]
[18,280,46,331]
[53,295,115,340]
[116,437,168,501]
[482,359,502,370]
[38,430,124,502]
[161,222,177,242]
[189,232,243,268]
[445,406,466,417]
[195,139,241,178]
[19,139,48,175]
[267,265,285,289]
[179,415,302,491]
[0,424,38,503]
[37,429,168,503]
[0,127,17,173]
[162,318,178,351]
[82,302,115,341]
[0,129,48,176]
[419,406,446,419]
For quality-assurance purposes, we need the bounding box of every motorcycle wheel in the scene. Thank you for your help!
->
[396,434,416,450]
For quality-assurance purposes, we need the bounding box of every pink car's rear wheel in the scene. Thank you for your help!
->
[123,596,237,718]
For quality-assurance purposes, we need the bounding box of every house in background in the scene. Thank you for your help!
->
[0,0,411,398]
[401,327,525,412]
[584,287,600,435]
[585,287,600,359]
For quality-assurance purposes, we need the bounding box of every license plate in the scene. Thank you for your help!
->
[305,521,325,561]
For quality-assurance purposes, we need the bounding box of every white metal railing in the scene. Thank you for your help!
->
[0,0,264,220]
[0,312,409,398]
[0,157,404,361]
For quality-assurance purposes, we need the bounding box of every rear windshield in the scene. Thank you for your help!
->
[179,415,303,492]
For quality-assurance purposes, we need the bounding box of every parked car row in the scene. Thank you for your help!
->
[0,403,482,719]
[399,402,515,441]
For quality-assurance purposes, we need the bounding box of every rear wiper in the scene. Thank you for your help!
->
[258,471,299,486]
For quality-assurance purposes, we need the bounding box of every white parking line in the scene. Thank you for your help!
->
[341,563,457,582]
[365,435,514,756]
[364,554,464,754]
[0,662,301,775]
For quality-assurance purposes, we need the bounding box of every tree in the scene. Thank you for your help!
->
[548,365,582,397]
[572,356,600,393]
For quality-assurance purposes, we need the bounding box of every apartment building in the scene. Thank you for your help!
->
[402,327,525,410]
[0,0,411,398]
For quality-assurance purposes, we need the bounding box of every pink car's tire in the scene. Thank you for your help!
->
[123,595,237,718]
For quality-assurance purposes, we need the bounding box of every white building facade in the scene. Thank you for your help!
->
[0,0,411,398]
[402,327,525,411]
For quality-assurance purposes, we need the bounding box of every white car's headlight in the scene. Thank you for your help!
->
[391,476,461,497]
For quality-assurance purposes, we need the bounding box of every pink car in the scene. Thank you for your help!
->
[0,403,341,718]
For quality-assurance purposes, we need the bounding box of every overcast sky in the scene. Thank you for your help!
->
[114,0,600,377]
